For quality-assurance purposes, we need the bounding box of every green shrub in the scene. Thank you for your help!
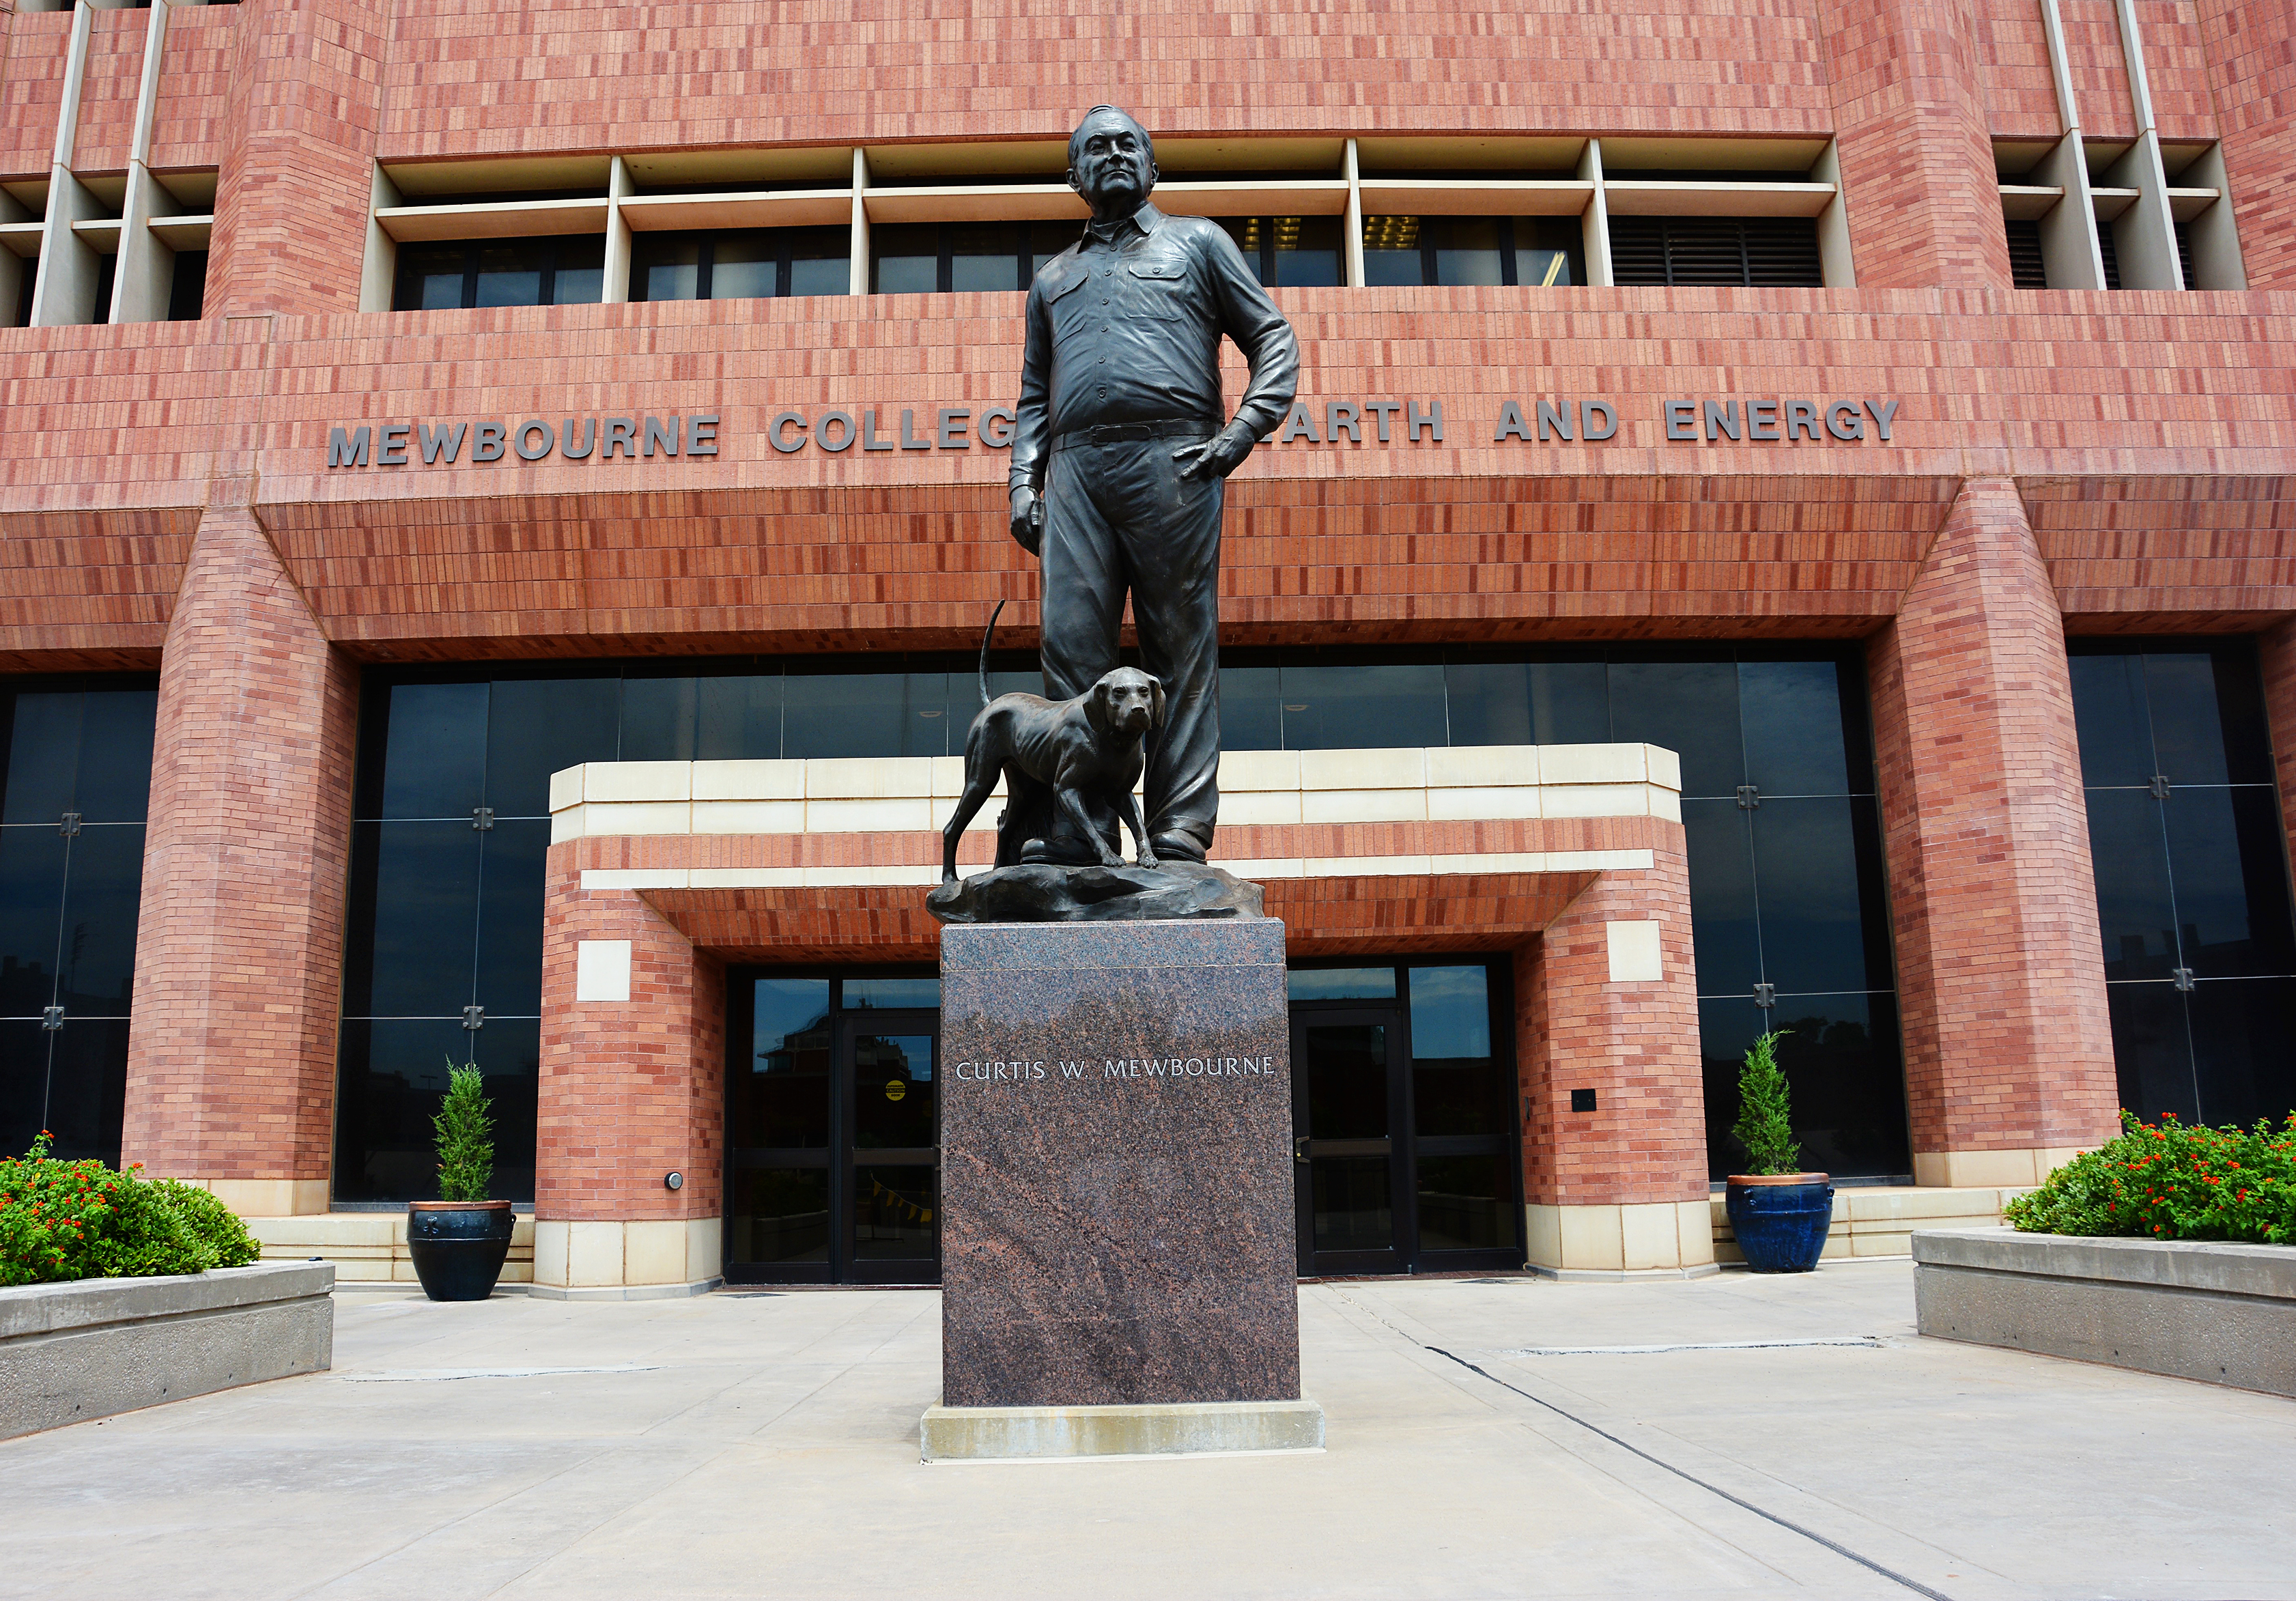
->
[0,1132,262,1286]
[149,1178,259,1270]
[434,1061,495,1203]
[2006,1109,2296,1243]
[1730,1029,1801,1176]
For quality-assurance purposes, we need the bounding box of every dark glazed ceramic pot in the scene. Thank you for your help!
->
[407,1200,515,1301]
[1725,1174,1834,1273]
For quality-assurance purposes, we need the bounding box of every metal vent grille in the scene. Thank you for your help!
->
[2176,221,2196,289]
[2005,219,2047,289]
[1608,216,1822,287]
[2099,222,2123,290]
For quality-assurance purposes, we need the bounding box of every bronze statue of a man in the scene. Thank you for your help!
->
[1007,105,1299,866]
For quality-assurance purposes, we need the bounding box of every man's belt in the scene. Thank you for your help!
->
[1052,419,1217,451]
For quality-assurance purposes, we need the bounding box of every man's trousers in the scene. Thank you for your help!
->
[1037,434,1223,855]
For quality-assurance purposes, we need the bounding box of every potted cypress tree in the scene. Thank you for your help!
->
[1724,1030,1834,1273]
[406,1060,515,1301]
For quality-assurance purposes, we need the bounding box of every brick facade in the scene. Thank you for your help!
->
[537,850,725,1229]
[5,0,2293,1266]
[1819,0,2014,289]
[1867,478,2122,1186]
[119,477,357,1215]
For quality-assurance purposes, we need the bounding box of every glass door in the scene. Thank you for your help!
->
[1288,963,1525,1276]
[726,974,940,1285]
[1292,1010,1411,1275]
[838,1011,939,1284]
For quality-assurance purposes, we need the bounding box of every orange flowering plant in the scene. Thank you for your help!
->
[2006,1110,2296,1245]
[0,1131,259,1286]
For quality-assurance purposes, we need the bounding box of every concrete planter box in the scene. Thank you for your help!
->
[1914,1228,2295,1396]
[1,1262,334,1439]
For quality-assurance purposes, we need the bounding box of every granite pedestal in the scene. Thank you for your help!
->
[930,916,1315,1459]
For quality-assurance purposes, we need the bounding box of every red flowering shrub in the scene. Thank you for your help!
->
[2006,1110,2296,1244]
[0,1132,259,1287]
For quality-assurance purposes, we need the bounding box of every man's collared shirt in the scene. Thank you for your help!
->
[1010,200,1299,494]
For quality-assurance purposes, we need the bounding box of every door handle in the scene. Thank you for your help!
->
[1293,1136,1310,1165]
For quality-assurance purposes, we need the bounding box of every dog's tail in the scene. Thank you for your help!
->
[978,598,1007,709]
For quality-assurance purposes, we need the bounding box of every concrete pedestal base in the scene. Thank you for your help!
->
[921,1397,1326,1461]
[937,918,1301,1409]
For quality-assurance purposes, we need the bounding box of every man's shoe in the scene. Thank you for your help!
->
[1021,834,1101,867]
[1148,832,1208,864]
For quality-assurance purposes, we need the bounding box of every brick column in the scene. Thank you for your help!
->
[1868,477,2119,1187]
[120,477,357,1216]
[533,845,726,1298]
[1514,841,1712,1279]
[1819,0,2014,288]
[205,0,390,316]
[2197,0,2296,287]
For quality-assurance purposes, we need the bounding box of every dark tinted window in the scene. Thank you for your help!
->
[1215,216,1344,287]
[633,227,849,301]
[0,679,158,1166]
[1361,215,1582,288]
[341,645,1902,1189]
[871,223,1069,295]
[2069,639,2296,1129]
[167,250,208,321]
[392,236,606,311]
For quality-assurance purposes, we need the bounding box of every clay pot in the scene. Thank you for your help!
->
[1724,1173,1834,1273]
[406,1200,515,1301]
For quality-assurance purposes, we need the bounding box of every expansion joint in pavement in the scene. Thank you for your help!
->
[1420,1342,1958,1601]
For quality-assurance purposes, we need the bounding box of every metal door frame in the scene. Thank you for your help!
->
[832,1007,940,1286]
[722,969,941,1286]
[1290,1004,1414,1275]
[1287,959,1527,1276]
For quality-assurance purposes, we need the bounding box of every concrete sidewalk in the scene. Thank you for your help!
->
[3,1259,2291,1600]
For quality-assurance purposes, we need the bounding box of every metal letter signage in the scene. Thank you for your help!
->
[324,399,1903,466]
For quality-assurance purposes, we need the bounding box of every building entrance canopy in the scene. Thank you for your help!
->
[535,745,1707,1293]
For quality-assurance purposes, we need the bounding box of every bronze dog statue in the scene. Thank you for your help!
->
[941,605,1165,883]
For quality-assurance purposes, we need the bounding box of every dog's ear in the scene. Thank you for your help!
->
[1086,679,1114,735]
[1148,675,1167,728]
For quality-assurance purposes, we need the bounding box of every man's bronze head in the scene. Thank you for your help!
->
[1067,105,1157,218]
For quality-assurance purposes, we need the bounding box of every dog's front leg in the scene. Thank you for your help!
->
[1055,784,1124,867]
[1121,789,1158,869]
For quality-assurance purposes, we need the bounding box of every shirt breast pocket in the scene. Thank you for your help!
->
[1117,259,1188,320]
[1045,272,1099,341]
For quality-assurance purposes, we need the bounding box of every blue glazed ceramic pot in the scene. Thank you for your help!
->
[1725,1174,1833,1273]
[407,1200,515,1301]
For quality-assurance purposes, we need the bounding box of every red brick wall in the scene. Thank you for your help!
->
[2059,0,2140,140]
[536,851,726,1224]
[1867,476,2120,1160]
[0,8,68,181]
[1821,0,2014,288]
[70,6,147,175]
[149,5,238,174]
[119,479,357,1185]
[1971,0,2065,139]
[1514,838,1705,1207]
[378,0,1832,162]
[2034,477,2296,629]
[2199,0,2296,288]
[2137,0,2220,143]
[205,0,391,317]
[10,286,2296,666]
